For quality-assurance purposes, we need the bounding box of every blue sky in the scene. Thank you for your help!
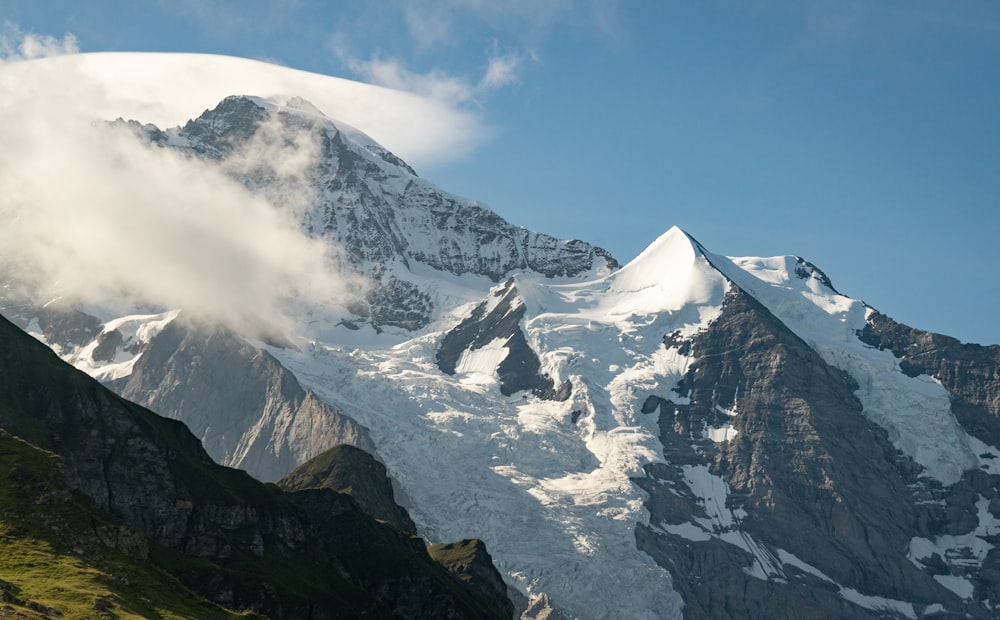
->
[2,1,999,344]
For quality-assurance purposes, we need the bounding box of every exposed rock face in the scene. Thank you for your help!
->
[858,310,1000,608]
[437,278,571,399]
[860,309,1000,446]
[277,444,417,535]
[0,312,512,619]
[636,287,976,619]
[134,96,618,330]
[518,593,565,620]
[110,318,373,482]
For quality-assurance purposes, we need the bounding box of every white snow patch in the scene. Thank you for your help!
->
[715,404,738,417]
[839,587,916,620]
[933,575,974,600]
[776,549,833,583]
[664,465,785,580]
[661,521,712,542]
[967,434,1000,475]
[455,337,509,377]
[908,494,998,599]
[670,391,692,405]
[69,310,180,381]
[703,423,738,442]
[775,549,917,618]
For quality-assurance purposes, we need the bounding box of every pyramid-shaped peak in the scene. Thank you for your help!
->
[581,226,724,316]
[610,226,702,292]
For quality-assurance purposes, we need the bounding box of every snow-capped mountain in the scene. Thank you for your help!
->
[4,70,1000,619]
[128,95,616,332]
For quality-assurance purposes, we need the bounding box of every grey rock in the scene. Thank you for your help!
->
[428,539,517,620]
[860,310,1000,446]
[437,278,570,400]
[636,286,974,618]
[110,318,373,482]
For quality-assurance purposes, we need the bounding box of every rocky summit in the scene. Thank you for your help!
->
[2,93,999,619]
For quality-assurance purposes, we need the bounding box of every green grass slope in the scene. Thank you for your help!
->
[0,428,254,619]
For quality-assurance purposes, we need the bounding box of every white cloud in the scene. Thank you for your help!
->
[481,48,521,90]
[0,22,79,60]
[347,49,522,106]
[0,52,488,171]
[329,1,626,107]
[0,55,355,335]
[351,56,476,104]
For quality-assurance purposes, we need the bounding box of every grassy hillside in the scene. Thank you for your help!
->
[0,429,254,619]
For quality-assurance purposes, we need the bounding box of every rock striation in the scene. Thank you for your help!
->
[636,287,967,618]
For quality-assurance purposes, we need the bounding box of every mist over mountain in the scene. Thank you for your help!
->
[2,54,1000,620]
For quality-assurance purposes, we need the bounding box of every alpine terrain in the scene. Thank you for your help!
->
[2,54,999,619]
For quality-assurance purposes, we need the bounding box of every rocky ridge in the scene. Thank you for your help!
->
[130,95,618,331]
[277,444,417,535]
[0,312,512,619]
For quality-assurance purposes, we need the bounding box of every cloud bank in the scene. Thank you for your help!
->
[0,52,355,335]
[0,51,486,171]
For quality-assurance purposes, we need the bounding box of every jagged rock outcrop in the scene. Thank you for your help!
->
[0,294,101,353]
[0,312,512,619]
[861,310,1000,446]
[437,278,570,399]
[858,310,1000,607]
[428,540,516,620]
[277,444,417,535]
[110,318,373,482]
[279,449,514,617]
[0,426,250,618]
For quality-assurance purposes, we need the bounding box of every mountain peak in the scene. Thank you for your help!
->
[603,225,722,313]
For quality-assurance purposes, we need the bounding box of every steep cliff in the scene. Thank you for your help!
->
[111,318,373,482]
